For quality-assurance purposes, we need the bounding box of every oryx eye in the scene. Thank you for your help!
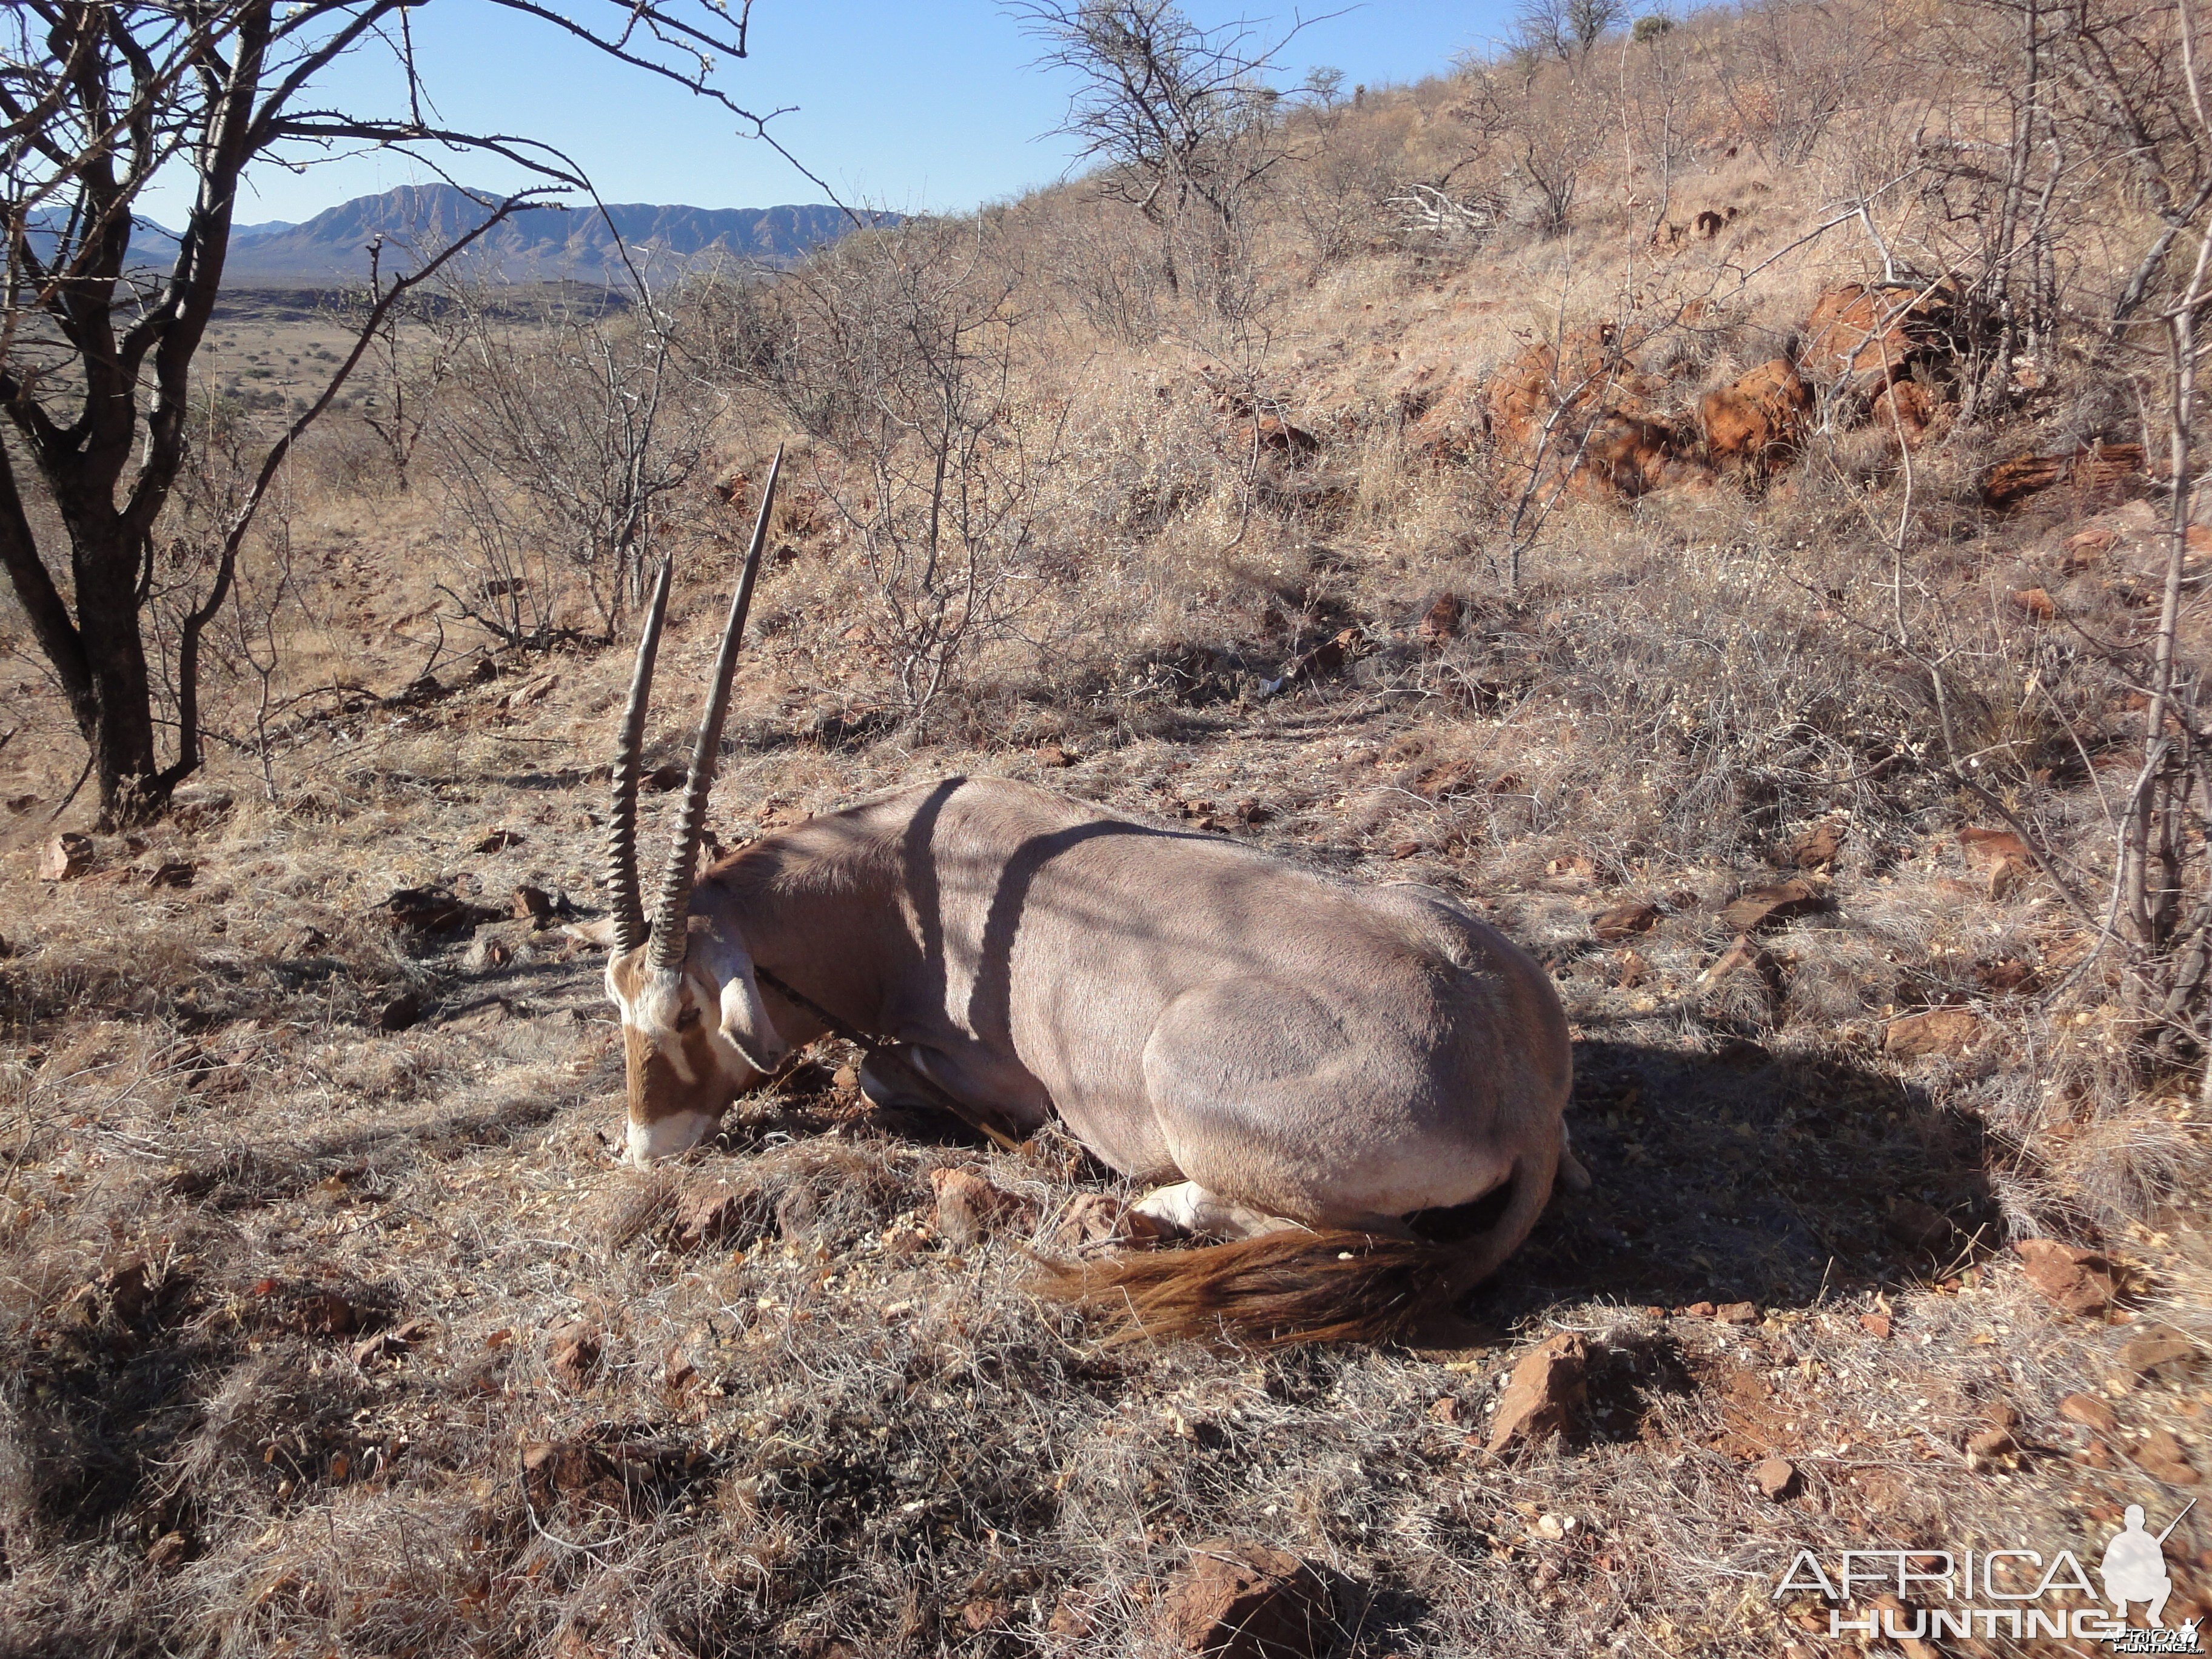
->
[677,1007,703,1030]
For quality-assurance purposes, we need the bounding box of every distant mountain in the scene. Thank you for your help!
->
[196,185,871,285]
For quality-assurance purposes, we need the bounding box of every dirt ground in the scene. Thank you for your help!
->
[4,8,2211,1653]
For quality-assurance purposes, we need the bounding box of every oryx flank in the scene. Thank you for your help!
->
[602,448,1580,1342]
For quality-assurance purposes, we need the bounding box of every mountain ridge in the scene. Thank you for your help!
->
[127,185,874,285]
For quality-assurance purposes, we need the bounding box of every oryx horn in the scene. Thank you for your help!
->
[646,443,783,973]
[605,553,677,954]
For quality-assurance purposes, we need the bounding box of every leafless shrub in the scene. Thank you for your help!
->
[425,283,713,643]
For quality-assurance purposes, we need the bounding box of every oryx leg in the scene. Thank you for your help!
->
[1558,1121,1593,1193]
[1128,1181,1304,1241]
[856,1042,1050,1134]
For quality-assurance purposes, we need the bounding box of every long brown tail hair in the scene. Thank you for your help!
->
[1036,1149,1558,1346]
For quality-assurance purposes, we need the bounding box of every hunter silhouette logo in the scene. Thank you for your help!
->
[2103,1503,2190,1628]
[1775,1500,2202,1651]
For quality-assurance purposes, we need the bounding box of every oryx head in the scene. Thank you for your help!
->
[603,446,789,1167]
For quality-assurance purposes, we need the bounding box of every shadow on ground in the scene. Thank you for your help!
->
[1476,1035,2005,1326]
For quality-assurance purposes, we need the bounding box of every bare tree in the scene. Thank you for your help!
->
[0,0,768,826]
[1703,0,1862,167]
[1515,0,1629,62]
[1013,1,1313,303]
[1459,53,1609,234]
[343,246,458,486]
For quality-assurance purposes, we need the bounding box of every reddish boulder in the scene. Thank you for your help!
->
[1486,1332,1589,1453]
[2014,1238,2118,1315]
[1803,282,1954,394]
[1982,440,2145,511]
[1701,357,1811,472]
[1162,1538,1333,1658]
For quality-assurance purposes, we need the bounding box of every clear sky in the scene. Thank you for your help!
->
[141,1,1512,228]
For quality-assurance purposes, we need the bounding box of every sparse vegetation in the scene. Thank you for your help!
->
[0,0,2207,1654]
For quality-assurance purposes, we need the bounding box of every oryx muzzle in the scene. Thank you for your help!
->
[599,442,1578,1342]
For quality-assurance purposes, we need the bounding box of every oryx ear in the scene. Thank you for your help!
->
[694,929,788,1074]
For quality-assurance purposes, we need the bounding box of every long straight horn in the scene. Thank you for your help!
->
[606,554,676,955]
[647,443,783,973]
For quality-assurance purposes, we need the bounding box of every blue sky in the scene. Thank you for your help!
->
[142,2,1510,227]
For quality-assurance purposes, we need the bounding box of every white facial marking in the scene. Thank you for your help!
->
[626,1109,716,1168]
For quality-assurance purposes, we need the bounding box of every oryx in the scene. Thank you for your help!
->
[601,449,1580,1342]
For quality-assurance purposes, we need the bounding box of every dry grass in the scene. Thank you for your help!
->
[2,1,2210,1652]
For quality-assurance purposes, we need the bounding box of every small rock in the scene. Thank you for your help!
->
[1959,826,2029,870]
[1053,1191,1168,1248]
[511,885,556,924]
[774,1185,819,1242]
[1486,1332,1588,1454]
[2011,586,2057,621]
[1036,744,1074,768]
[1416,592,1464,643]
[931,1167,1031,1247]
[1751,1456,1798,1500]
[2015,1238,2118,1316]
[147,857,195,889]
[1428,1396,1461,1425]
[1787,820,1848,871]
[40,832,95,882]
[1718,877,1822,932]
[831,1063,862,1095]
[377,991,427,1032]
[1714,1301,1758,1324]
[669,1179,759,1250]
[1590,901,1660,942]
[2059,1393,2120,1433]
[146,1531,190,1569]
[440,998,512,1032]
[1390,839,1423,859]
[1048,1592,1095,1638]
[472,828,526,853]
[377,885,501,938]
[2119,1324,2202,1379]
[1695,933,1771,993]
[550,1326,602,1389]
[1162,1538,1334,1659]
[352,1317,435,1367]
[1964,1427,2018,1471]
[1860,1312,1893,1339]
[2126,1426,2202,1486]
[960,1598,1010,1633]
[1986,855,2028,900]
[1680,1301,1717,1320]
[1883,1008,1984,1058]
